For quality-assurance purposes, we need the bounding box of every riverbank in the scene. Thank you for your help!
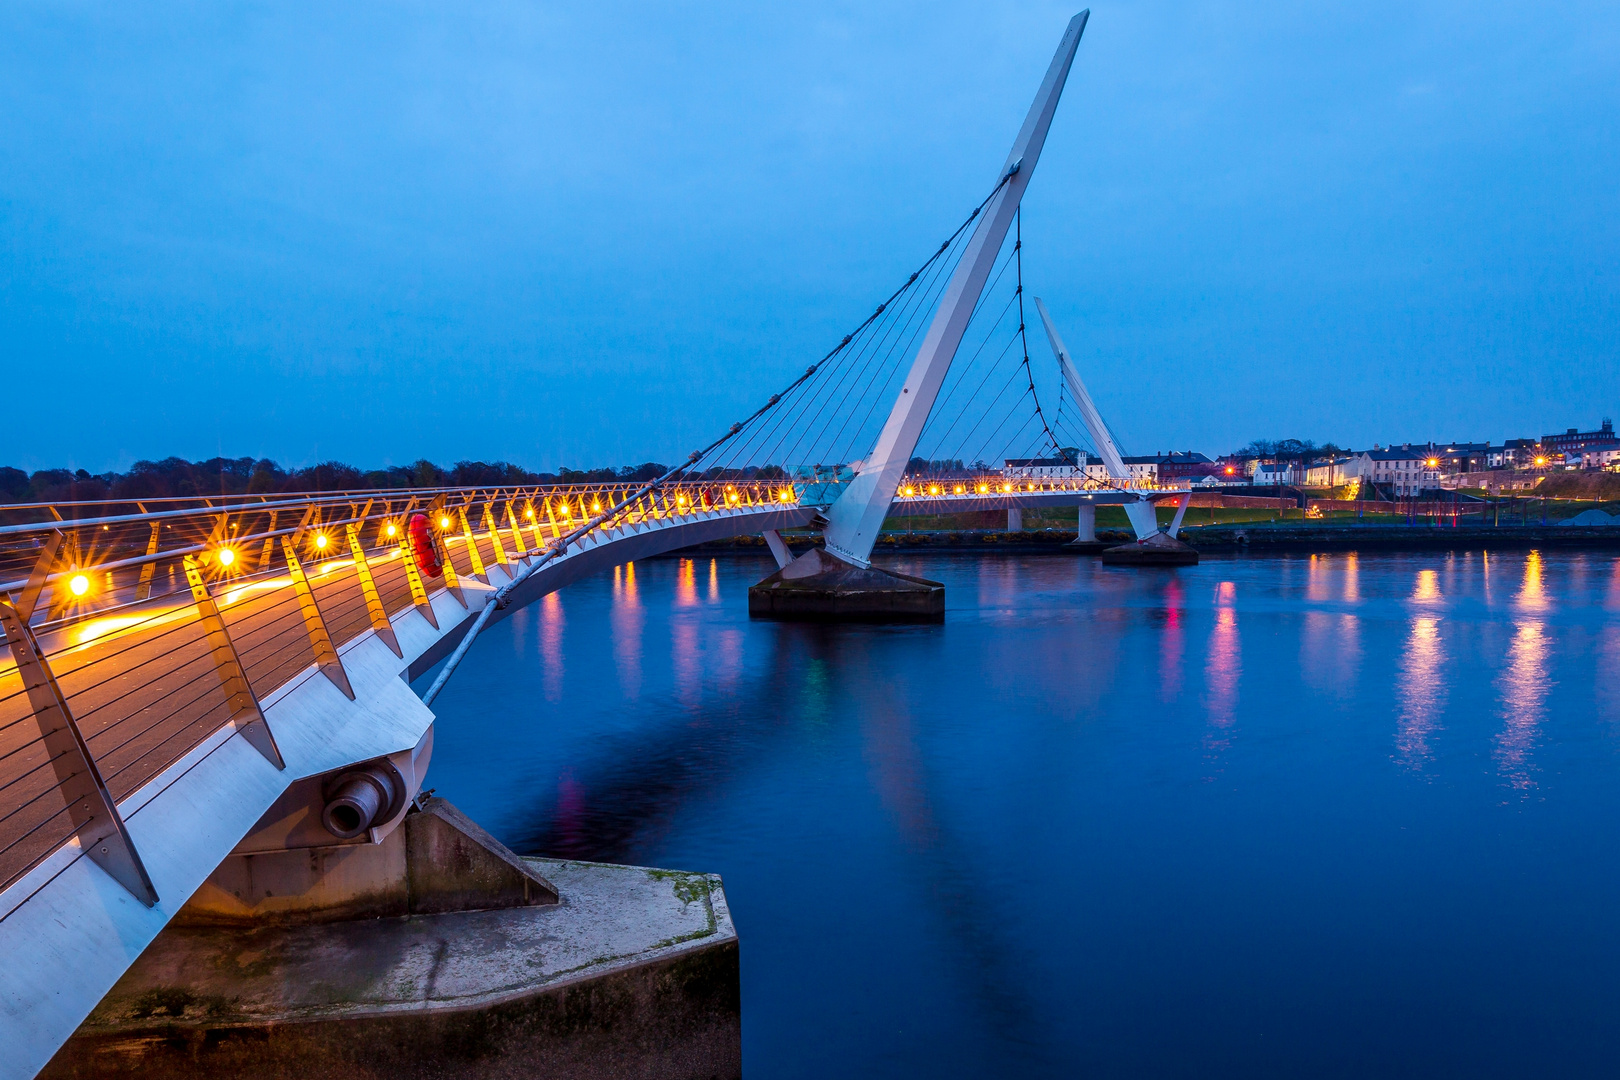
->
[678,523,1620,557]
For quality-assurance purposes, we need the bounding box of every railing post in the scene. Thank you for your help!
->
[279,538,356,699]
[0,597,159,906]
[524,500,545,550]
[504,502,529,560]
[344,525,403,657]
[457,507,489,581]
[434,523,467,608]
[180,557,285,767]
[397,533,442,629]
[481,505,512,576]
[134,522,161,601]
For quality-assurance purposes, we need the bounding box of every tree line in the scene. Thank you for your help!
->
[0,457,674,505]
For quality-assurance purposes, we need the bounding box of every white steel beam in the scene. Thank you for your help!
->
[1034,296,1160,540]
[821,11,1089,567]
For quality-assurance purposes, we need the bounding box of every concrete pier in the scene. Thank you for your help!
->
[1100,531,1199,566]
[42,857,739,1080]
[748,547,944,621]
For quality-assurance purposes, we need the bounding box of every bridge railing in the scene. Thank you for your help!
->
[0,479,805,900]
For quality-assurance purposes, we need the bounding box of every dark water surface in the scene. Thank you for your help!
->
[423,549,1620,1078]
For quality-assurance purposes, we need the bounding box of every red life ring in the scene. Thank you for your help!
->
[407,513,444,578]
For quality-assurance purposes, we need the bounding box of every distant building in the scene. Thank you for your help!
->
[1361,446,1443,496]
[1140,451,1217,482]
[1541,419,1618,459]
[1571,447,1620,470]
[1432,442,1491,475]
[1251,462,1297,486]
[1002,453,1088,480]
[1498,438,1546,469]
[1119,456,1163,484]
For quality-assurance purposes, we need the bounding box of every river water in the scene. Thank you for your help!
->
[423,549,1620,1078]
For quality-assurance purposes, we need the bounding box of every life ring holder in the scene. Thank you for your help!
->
[406,512,445,579]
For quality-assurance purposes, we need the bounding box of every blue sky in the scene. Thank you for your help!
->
[2,1,1616,473]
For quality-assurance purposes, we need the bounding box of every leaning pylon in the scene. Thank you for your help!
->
[750,10,1091,620]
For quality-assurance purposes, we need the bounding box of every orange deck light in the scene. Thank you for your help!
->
[69,573,90,597]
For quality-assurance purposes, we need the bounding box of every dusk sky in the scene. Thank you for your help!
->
[2,1,1616,474]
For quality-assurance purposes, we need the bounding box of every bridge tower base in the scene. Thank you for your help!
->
[748,548,943,622]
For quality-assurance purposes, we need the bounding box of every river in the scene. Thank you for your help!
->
[423,548,1620,1078]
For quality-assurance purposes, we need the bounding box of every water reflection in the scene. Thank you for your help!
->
[1599,630,1620,726]
[1202,582,1241,766]
[540,591,565,703]
[1495,621,1551,792]
[1413,568,1440,603]
[1159,578,1184,704]
[612,562,644,700]
[1396,618,1445,769]
[1302,612,1362,703]
[676,557,698,608]
[1516,550,1546,611]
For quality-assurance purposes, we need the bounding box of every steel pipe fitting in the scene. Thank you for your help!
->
[320,761,406,840]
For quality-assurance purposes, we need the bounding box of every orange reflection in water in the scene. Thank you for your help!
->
[1495,620,1551,792]
[611,562,644,700]
[1343,553,1360,603]
[1413,568,1440,603]
[1516,550,1547,611]
[1306,554,1330,603]
[676,558,698,608]
[1396,617,1445,769]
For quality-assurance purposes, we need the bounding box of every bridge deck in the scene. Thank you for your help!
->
[0,474,1161,1078]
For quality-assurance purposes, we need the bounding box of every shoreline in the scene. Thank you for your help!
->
[672,524,1620,558]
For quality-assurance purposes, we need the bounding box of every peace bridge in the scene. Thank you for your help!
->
[0,11,1208,1075]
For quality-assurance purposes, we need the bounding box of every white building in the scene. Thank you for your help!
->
[1002,453,1089,480]
[1360,447,1443,496]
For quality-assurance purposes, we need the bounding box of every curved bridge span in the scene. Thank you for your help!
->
[0,475,1160,1075]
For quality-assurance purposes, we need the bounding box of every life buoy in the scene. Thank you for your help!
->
[407,513,444,578]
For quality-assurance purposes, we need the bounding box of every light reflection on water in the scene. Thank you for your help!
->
[427,549,1620,1078]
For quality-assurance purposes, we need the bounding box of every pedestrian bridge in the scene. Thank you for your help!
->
[0,470,1170,1075]
[0,11,1197,1072]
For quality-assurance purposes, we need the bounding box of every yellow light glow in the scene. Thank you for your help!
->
[929,484,941,496]
[903,486,916,497]
[592,502,602,512]
[559,504,571,517]
[386,523,398,537]
[315,533,329,550]
[217,548,236,567]
[677,495,689,507]
[69,573,90,597]
[1426,459,1438,468]
[1001,483,1013,493]
[439,515,451,529]
[1535,456,1547,466]
[977,483,989,494]
[526,509,534,519]
[954,484,965,495]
